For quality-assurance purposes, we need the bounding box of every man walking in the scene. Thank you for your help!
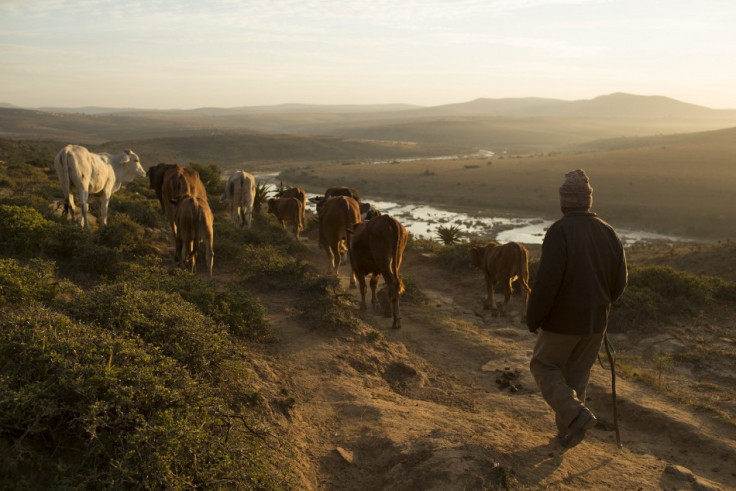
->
[526,169,628,449]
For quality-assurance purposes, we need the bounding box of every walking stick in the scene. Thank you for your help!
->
[604,332,623,449]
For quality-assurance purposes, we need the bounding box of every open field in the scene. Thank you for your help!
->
[279,126,736,241]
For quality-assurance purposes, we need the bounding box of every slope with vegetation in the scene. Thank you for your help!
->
[1,139,736,489]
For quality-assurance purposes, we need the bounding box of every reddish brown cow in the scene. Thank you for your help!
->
[267,197,304,238]
[318,196,361,282]
[276,186,307,224]
[169,195,214,278]
[349,215,408,329]
[469,241,531,320]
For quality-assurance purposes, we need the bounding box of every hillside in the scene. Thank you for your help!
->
[1,141,736,489]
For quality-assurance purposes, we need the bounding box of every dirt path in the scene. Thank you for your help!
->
[255,232,736,490]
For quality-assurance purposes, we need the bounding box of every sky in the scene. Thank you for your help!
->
[1,0,735,110]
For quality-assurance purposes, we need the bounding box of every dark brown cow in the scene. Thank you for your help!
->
[325,186,360,202]
[349,215,408,329]
[469,241,531,320]
[318,196,361,282]
[312,186,362,216]
[169,195,214,278]
[359,202,381,221]
[276,186,307,225]
[267,197,304,238]
[148,163,178,213]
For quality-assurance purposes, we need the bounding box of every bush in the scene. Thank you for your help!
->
[435,224,466,245]
[0,258,59,306]
[62,282,233,376]
[118,263,271,342]
[0,204,60,256]
[610,265,736,330]
[0,304,279,489]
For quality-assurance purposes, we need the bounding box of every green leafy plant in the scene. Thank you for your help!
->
[435,224,466,245]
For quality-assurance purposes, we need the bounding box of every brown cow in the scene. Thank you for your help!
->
[267,197,304,238]
[149,163,208,262]
[169,195,214,278]
[349,215,408,329]
[469,241,531,320]
[318,196,361,282]
[276,186,307,225]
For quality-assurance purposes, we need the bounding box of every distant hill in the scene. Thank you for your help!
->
[3,93,736,153]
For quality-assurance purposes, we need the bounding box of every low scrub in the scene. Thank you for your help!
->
[610,265,736,330]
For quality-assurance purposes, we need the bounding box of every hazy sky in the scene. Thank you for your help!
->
[2,0,735,110]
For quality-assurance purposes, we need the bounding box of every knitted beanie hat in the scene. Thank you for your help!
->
[559,169,593,209]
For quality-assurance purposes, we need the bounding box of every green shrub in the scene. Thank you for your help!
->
[435,224,466,245]
[118,264,271,342]
[0,304,279,489]
[0,258,59,305]
[610,265,736,330]
[111,189,166,228]
[62,282,233,376]
[0,204,60,256]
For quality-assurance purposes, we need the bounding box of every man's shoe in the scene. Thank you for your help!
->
[562,408,597,449]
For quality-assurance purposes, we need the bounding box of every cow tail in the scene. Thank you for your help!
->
[56,147,72,216]
[392,220,405,295]
[517,243,531,294]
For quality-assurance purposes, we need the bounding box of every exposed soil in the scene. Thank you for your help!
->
[245,229,736,490]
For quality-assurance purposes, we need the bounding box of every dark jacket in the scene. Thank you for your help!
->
[526,211,628,335]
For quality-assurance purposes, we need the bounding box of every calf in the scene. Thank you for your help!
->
[349,215,408,329]
[220,170,256,229]
[267,197,304,238]
[319,196,361,284]
[276,186,307,225]
[169,195,214,278]
[469,241,531,320]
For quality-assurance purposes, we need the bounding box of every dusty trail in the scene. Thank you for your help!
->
[254,232,736,490]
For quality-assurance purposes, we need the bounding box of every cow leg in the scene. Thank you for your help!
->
[369,274,381,312]
[205,237,214,279]
[357,274,368,310]
[487,278,499,317]
[64,193,77,222]
[80,190,90,229]
[175,236,185,270]
[389,278,402,329]
[100,195,110,226]
[500,278,513,317]
[245,205,253,229]
[326,247,338,277]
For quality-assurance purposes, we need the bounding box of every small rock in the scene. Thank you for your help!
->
[335,447,354,464]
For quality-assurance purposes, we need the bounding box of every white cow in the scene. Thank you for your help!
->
[54,144,146,229]
[219,170,256,229]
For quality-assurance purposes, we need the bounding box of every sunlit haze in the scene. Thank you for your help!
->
[2,0,735,110]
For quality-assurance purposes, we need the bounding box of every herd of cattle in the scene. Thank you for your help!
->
[52,144,531,329]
